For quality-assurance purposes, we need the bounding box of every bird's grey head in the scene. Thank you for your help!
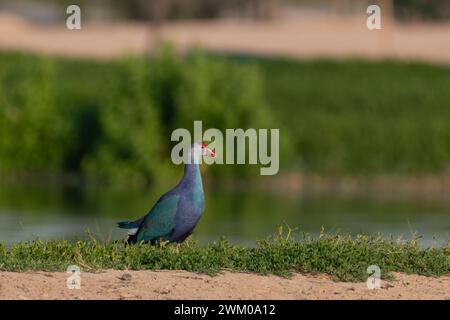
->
[190,142,215,163]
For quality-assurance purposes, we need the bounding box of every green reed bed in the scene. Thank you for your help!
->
[2,50,450,186]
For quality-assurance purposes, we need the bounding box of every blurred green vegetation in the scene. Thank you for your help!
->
[257,57,450,174]
[394,0,450,21]
[0,49,450,186]
[0,55,72,172]
[0,47,272,186]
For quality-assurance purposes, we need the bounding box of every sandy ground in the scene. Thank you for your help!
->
[0,270,448,300]
[1,13,450,64]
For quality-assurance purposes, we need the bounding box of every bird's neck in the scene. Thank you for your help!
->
[181,151,203,189]
[183,162,200,182]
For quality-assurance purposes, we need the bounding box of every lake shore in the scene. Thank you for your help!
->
[0,270,448,300]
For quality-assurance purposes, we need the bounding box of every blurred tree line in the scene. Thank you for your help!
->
[1,0,448,22]
[0,0,281,21]
[393,0,450,21]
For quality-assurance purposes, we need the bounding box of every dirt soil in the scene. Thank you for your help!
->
[1,13,450,64]
[0,270,448,300]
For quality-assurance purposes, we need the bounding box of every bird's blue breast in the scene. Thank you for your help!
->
[168,163,205,242]
[192,166,205,211]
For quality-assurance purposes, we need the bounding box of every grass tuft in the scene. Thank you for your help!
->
[0,230,448,282]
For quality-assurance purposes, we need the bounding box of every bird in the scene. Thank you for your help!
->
[117,142,215,244]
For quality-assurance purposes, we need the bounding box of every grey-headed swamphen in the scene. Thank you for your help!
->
[117,142,215,244]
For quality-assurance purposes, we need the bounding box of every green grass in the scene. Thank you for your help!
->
[1,230,448,282]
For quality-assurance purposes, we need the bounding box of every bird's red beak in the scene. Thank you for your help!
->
[200,142,215,158]
[206,146,215,158]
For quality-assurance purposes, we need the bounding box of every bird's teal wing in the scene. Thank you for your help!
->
[135,194,180,242]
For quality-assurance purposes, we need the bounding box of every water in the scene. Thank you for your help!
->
[0,183,449,247]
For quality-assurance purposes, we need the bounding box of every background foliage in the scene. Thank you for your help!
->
[1,49,450,186]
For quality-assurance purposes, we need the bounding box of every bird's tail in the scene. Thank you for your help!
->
[117,221,138,229]
[117,217,144,238]
[117,216,144,229]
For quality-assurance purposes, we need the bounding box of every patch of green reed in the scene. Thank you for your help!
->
[0,230,448,282]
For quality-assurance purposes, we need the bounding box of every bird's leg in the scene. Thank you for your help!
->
[175,243,180,254]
